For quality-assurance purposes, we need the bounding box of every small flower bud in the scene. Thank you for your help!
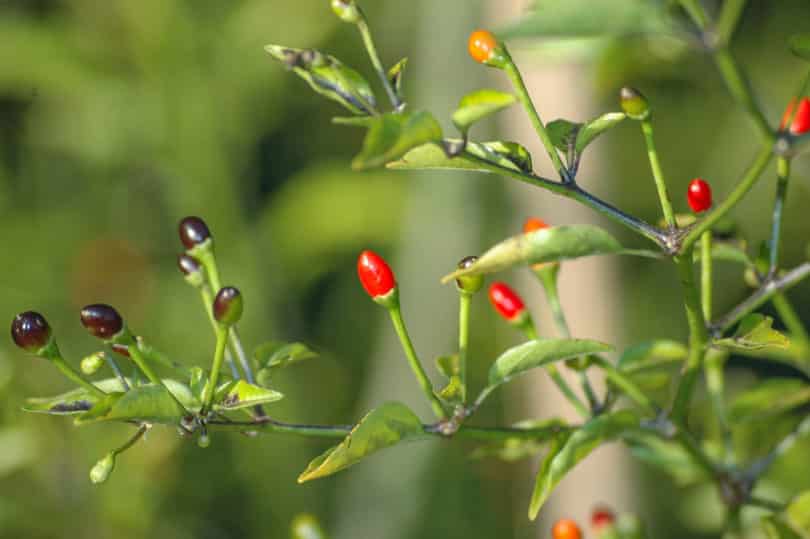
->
[10,311,52,353]
[331,0,361,23]
[619,86,650,121]
[488,282,527,324]
[197,431,211,448]
[357,250,397,303]
[687,178,712,213]
[455,256,484,294]
[89,452,116,484]
[81,352,106,375]
[552,518,582,539]
[178,216,211,250]
[292,513,327,539]
[213,286,243,326]
[80,304,124,340]
[591,507,615,532]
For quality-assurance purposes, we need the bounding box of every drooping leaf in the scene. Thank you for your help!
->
[388,139,532,173]
[471,418,568,461]
[75,382,197,425]
[789,34,810,62]
[715,314,790,353]
[442,225,630,282]
[265,45,376,115]
[452,89,516,134]
[623,429,710,486]
[189,367,207,401]
[729,378,810,423]
[575,112,626,152]
[298,402,423,482]
[480,339,613,402]
[254,341,318,370]
[528,410,640,519]
[528,431,569,518]
[617,340,688,373]
[499,0,676,40]
[761,516,803,539]
[388,57,408,97]
[214,380,284,411]
[785,490,810,536]
[350,110,442,170]
[546,119,581,151]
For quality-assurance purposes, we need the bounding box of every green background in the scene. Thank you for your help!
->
[1,1,810,537]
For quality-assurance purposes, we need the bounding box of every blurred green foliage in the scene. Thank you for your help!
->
[1,0,810,538]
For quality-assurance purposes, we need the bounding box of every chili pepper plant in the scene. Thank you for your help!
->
[10,1,810,537]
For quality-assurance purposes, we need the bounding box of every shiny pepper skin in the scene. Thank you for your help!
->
[687,178,712,213]
[357,250,396,298]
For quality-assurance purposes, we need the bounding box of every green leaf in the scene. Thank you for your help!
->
[789,34,810,62]
[254,341,318,370]
[442,225,626,282]
[762,516,803,539]
[435,354,463,404]
[23,377,129,415]
[546,119,581,151]
[75,382,197,425]
[388,57,408,97]
[715,314,790,353]
[786,490,810,536]
[297,402,423,482]
[617,340,688,374]
[265,45,376,115]
[623,429,710,486]
[471,419,568,461]
[693,239,752,266]
[575,112,626,153]
[189,367,207,401]
[351,110,442,170]
[528,411,640,519]
[214,380,284,411]
[452,89,516,134]
[388,139,532,174]
[729,378,810,423]
[499,0,675,40]
[481,339,613,401]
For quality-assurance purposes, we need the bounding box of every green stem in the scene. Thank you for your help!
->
[388,305,447,419]
[458,292,472,405]
[51,355,107,399]
[681,145,773,251]
[589,357,657,415]
[114,424,149,455]
[671,251,709,424]
[201,325,229,415]
[356,14,401,110]
[715,0,747,46]
[521,323,589,418]
[208,417,574,442]
[678,0,709,29]
[459,150,668,247]
[641,119,677,229]
[769,157,790,275]
[536,266,600,412]
[128,345,190,413]
[502,55,568,180]
[199,285,241,379]
[713,48,773,142]
[704,348,732,461]
[701,231,713,321]
[713,263,810,332]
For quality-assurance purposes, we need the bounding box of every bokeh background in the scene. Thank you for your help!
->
[1,0,810,538]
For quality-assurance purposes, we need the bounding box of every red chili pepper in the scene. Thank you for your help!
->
[488,282,526,322]
[80,304,124,340]
[357,250,396,298]
[781,97,810,135]
[687,178,712,213]
[591,507,615,531]
[552,518,582,539]
[178,216,211,249]
[523,217,550,234]
[468,30,498,64]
